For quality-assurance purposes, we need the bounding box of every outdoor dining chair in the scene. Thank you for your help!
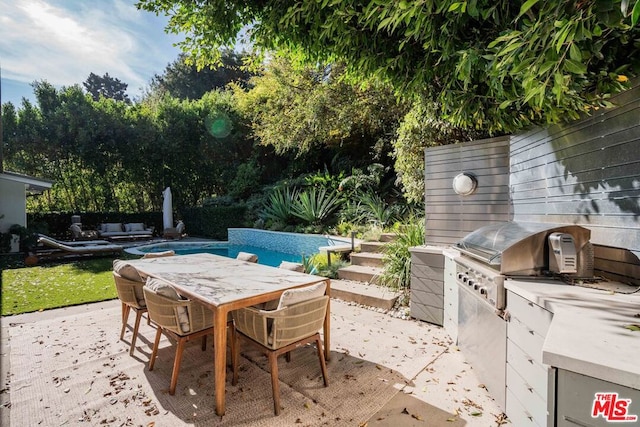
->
[143,278,229,395]
[112,260,151,356]
[231,282,329,415]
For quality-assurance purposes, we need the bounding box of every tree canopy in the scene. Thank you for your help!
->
[138,0,640,133]
[83,72,131,103]
[147,50,255,100]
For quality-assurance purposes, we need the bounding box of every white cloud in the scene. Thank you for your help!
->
[0,0,182,99]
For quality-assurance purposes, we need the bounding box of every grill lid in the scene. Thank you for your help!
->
[456,222,591,275]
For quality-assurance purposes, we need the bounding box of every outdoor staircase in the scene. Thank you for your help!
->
[331,233,401,311]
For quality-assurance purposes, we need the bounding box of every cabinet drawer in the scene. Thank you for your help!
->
[507,364,548,426]
[508,315,545,362]
[507,339,548,401]
[507,291,552,336]
[506,389,543,427]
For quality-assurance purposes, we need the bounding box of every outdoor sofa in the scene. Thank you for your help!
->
[98,222,154,240]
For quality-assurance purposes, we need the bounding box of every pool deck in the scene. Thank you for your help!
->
[1,298,506,426]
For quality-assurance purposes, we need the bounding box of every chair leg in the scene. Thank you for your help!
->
[201,335,207,351]
[285,351,291,363]
[268,352,281,415]
[149,328,162,371]
[120,304,130,340]
[231,329,239,386]
[315,336,329,386]
[170,338,186,395]
[228,321,236,369]
[130,309,143,356]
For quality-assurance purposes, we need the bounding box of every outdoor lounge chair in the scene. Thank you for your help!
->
[29,234,122,263]
[231,283,329,415]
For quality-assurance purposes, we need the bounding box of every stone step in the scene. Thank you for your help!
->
[350,252,384,268]
[337,264,383,284]
[379,233,398,242]
[330,279,400,311]
[360,241,387,253]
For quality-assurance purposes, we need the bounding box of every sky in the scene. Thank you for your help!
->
[0,0,184,106]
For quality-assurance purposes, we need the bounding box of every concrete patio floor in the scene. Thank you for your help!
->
[1,298,507,426]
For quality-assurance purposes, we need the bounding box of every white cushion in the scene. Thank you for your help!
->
[145,278,190,333]
[69,224,82,235]
[236,252,258,262]
[279,261,304,272]
[176,221,185,233]
[128,223,145,232]
[124,223,132,232]
[105,223,123,233]
[142,250,175,259]
[113,260,143,282]
[277,282,326,310]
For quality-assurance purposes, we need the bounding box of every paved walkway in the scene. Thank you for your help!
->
[1,298,506,426]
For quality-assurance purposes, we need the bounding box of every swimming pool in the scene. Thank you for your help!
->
[126,228,351,267]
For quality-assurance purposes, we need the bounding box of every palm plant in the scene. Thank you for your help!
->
[291,187,342,226]
[261,187,299,227]
[378,219,425,290]
[359,192,399,228]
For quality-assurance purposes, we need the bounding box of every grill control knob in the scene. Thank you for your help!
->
[473,283,480,290]
[462,276,469,283]
[457,273,465,280]
[479,286,488,295]
[468,280,475,287]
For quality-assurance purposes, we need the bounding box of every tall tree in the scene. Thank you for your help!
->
[138,0,640,133]
[233,56,408,169]
[148,50,254,100]
[83,72,131,103]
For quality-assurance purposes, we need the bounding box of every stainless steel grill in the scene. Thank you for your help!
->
[454,221,592,310]
[452,221,592,412]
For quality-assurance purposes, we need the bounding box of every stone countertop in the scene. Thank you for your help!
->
[505,279,640,389]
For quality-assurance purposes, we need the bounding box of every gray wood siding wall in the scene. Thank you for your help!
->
[510,82,640,283]
[424,136,511,245]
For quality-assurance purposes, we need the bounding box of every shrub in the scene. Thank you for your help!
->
[291,187,341,226]
[261,187,299,228]
[378,219,425,290]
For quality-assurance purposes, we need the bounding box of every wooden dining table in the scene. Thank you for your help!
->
[127,252,331,416]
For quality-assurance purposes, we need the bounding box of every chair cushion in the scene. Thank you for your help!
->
[236,252,258,262]
[277,282,327,310]
[145,278,190,333]
[69,224,82,234]
[104,223,123,233]
[128,222,145,232]
[176,221,185,234]
[279,261,304,272]
[113,260,143,282]
[142,250,175,259]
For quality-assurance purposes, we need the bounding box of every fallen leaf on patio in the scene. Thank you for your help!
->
[304,402,310,408]
[411,414,423,420]
[470,412,482,416]
[446,417,458,422]
[358,422,368,427]
[624,324,640,332]
[402,408,410,414]
[295,418,303,423]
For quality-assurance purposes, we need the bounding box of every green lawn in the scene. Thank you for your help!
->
[1,257,124,316]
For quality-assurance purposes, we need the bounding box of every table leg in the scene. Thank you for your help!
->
[213,307,228,416]
[324,279,331,361]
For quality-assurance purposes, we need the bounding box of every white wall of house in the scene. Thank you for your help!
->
[0,179,27,233]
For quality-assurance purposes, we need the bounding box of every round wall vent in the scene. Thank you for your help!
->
[452,173,477,196]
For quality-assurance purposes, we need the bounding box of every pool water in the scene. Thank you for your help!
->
[127,229,351,267]
[172,243,304,267]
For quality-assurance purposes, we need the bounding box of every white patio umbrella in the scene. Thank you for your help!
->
[162,187,173,230]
